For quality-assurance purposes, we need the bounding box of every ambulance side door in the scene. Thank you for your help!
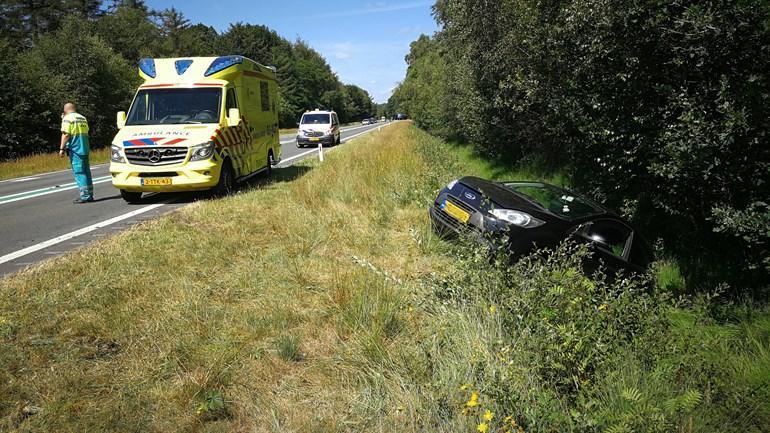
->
[224,86,247,175]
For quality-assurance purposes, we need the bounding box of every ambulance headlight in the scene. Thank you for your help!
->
[190,142,216,161]
[110,145,124,163]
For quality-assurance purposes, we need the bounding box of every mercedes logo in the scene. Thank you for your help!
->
[148,149,162,163]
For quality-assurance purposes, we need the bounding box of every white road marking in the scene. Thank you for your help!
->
[277,123,391,166]
[0,164,109,184]
[0,202,169,265]
[278,123,385,145]
[8,176,41,182]
[0,176,112,205]
[1,122,393,269]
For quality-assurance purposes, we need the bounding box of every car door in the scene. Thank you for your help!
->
[332,113,340,141]
[224,87,247,175]
[575,218,636,275]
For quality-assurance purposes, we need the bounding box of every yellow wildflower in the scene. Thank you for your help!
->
[477,422,489,433]
[460,383,473,391]
[488,305,497,314]
[598,303,608,311]
[483,409,494,421]
[466,391,479,408]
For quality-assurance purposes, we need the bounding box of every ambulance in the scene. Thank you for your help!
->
[109,56,280,203]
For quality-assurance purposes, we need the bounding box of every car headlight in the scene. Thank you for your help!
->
[324,129,333,136]
[489,209,545,228]
[110,145,124,163]
[190,141,216,161]
[446,179,459,190]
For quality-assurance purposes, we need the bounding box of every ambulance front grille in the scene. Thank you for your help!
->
[125,147,188,166]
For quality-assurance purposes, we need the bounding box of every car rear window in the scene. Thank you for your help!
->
[503,182,602,219]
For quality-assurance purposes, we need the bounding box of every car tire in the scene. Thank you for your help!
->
[211,159,235,197]
[120,190,142,204]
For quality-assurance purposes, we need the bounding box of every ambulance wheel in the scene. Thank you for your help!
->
[212,160,235,197]
[120,190,142,204]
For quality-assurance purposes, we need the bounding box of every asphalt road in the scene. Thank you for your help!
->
[0,122,390,276]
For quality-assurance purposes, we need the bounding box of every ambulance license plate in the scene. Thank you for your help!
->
[443,200,470,224]
[142,178,172,186]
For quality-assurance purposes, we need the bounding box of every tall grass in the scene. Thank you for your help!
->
[0,147,110,180]
[1,123,767,432]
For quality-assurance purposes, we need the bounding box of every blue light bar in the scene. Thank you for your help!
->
[175,59,193,75]
[204,55,244,76]
[138,58,156,78]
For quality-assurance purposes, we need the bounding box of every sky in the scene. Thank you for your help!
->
[145,1,439,103]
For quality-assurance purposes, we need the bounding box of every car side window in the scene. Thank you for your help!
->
[332,113,338,126]
[226,88,238,112]
[580,219,632,259]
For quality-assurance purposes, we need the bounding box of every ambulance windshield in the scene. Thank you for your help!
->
[126,88,222,125]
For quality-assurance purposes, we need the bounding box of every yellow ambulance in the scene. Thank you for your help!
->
[109,56,280,203]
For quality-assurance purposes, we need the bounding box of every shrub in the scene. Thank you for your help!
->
[392,0,770,293]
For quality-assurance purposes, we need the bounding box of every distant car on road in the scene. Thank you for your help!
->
[380,116,387,122]
[429,176,654,276]
[395,113,408,120]
[296,110,340,148]
[362,118,372,125]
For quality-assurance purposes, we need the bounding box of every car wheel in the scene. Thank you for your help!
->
[212,159,235,197]
[120,190,142,204]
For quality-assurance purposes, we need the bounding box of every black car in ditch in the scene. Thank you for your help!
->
[429,176,654,275]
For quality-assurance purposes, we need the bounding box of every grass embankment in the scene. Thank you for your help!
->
[1,123,768,432]
[0,148,110,181]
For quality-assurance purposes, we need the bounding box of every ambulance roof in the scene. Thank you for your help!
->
[138,56,276,87]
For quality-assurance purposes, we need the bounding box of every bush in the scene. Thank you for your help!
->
[17,16,136,151]
[391,0,770,293]
[415,237,769,432]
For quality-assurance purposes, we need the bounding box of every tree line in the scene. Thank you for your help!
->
[0,0,375,159]
[389,0,770,293]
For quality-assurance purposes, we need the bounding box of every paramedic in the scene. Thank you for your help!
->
[59,103,94,203]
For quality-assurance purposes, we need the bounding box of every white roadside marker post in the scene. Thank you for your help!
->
[318,141,324,162]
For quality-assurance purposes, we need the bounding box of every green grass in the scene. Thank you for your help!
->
[0,148,110,180]
[276,335,303,362]
[1,123,767,432]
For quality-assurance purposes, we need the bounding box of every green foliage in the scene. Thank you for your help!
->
[389,35,454,137]
[417,237,770,431]
[2,3,374,159]
[392,0,770,292]
[655,260,687,295]
[276,335,302,362]
[196,389,228,420]
[17,16,136,152]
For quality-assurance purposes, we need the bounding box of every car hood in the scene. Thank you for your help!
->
[299,124,331,134]
[459,176,543,212]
